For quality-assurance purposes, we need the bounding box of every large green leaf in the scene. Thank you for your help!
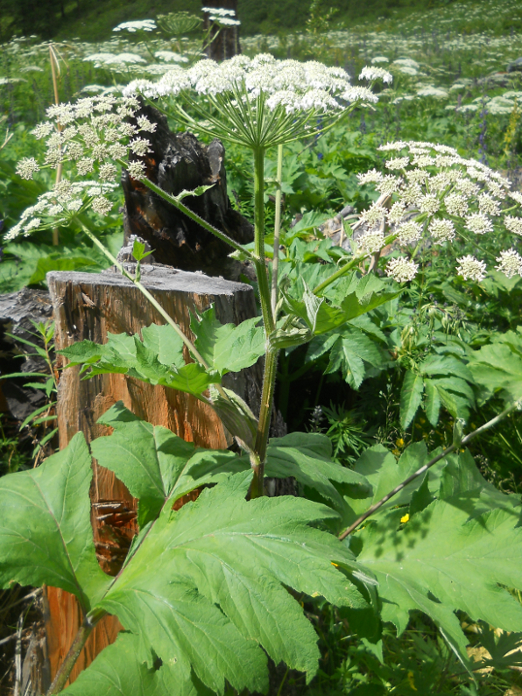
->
[92,403,244,527]
[100,471,372,694]
[190,306,265,375]
[260,431,372,525]
[0,433,110,610]
[60,327,216,398]
[356,449,522,664]
[61,632,213,696]
[350,442,442,520]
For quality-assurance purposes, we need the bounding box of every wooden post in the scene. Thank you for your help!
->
[45,265,261,686]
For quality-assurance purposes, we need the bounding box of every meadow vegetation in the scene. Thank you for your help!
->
[1,0,522,694]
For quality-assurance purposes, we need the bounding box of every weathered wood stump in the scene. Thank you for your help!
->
[45,265,261,686]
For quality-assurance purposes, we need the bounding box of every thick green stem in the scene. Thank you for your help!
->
[313,231,398,296]
[75,218,208,367]
[253,147,275,335]
[130,170,253,259]
[46,612,105,694]
[271,144,284,314]
[249,147,278,498]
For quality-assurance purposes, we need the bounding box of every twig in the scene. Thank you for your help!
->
[339,405,516,540]
[13,614,23,696]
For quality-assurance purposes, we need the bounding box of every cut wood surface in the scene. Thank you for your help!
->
[46,265,261,686]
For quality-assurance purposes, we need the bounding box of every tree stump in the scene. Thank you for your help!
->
[45,265,261,687]
[202,0,240,61]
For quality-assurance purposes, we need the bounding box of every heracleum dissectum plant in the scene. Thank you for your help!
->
[10,55,391,497]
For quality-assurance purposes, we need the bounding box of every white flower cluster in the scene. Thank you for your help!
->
[355,140,522,282]
[123,55,388,147]
[359,67,393,84]
[11,94,156,239]
[5,182,118,241]
[125,54,381,111]
[202,7,240,25]
[112,20,157,33]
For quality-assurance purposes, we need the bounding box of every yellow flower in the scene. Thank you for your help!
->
[396,437,405,448]
[400,513,410,524]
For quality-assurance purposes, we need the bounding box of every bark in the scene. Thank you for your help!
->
[45,265,261,685]
[122,101,253,281]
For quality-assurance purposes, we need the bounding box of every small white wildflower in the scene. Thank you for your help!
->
[465,213,493,235]
[31,122,54,139]
[386,257,418,283]
[46,103,75,125]
[397,220,423,245]
[496,249,522,278]
[375,175,402,195]
[66,141,84,160]
[504,216,522,235]
[76,158,95,176]
[55,180,73,201]
[108,143,128,160]
[445,193,469,217]
[127,161,146,179]
[478,193,501,217]
[92,144,107,161]
[429,172,452,192]
[99,163,118,182]
[419,194,440,215]
[387,201,407,224]
[356,230,385,254]
[454,177,479,196]
[487,180,507,199]
[379,141,407,152]
[407,168,429,185]
[48,204,64,216]
[412,154,436,168]
[386,157,409,170]
[66,199,83,213]
[341,86,378,104]
[456,255,487,282]
[137,116,157,133]
[360,202,387,226]
[359,66,393,84]
[357,169,383,185]
[371,56,389,64]
[402,183,423,206]
[24,218,42,233]
[129,138,152,157]
[510,191,522,205]
[428,218,455,244]
[91,195,113,216]
[16,157,40,180]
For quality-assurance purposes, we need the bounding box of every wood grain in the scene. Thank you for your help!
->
[45,265,260,685]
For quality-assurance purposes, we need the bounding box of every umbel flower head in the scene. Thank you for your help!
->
[10,94,157,239]
[123,54,392,149]
[355,140,522,283]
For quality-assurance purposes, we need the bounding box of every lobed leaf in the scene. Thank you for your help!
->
[99,471,373,693]
[93,403,244,527]
[190,306,265,376]
[60,326,216,397]
[0,433,111,610]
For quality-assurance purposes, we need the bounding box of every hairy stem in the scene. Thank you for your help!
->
[46,612,105,694]
[130,170,253,259]
[338,404,516,540]
[271,143,284,314]
[250,147,278,497]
